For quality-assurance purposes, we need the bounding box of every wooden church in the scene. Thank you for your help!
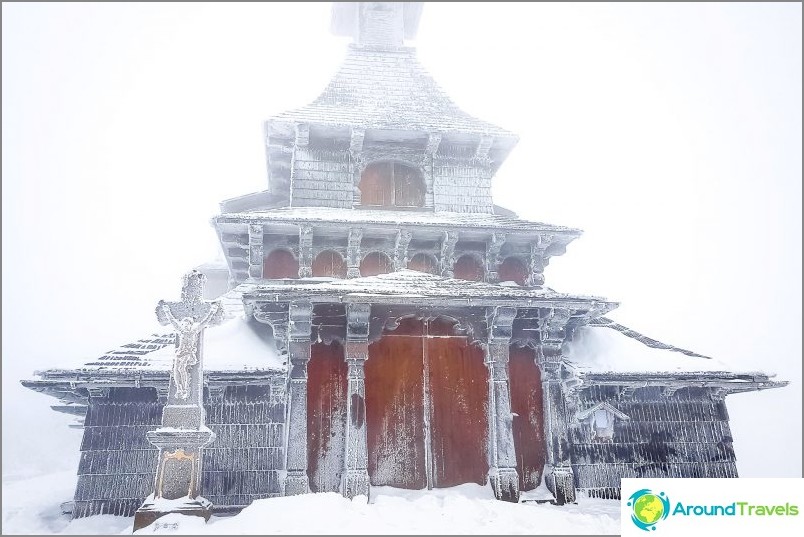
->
[23,2,786,521]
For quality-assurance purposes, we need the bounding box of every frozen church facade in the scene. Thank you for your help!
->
[23,2,785,520]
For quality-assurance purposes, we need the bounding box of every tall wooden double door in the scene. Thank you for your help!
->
[307,317,547,493]
[365,317,489,489]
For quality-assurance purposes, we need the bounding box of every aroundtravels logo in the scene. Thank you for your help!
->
[621,478,803,535]
[627,489,671,531]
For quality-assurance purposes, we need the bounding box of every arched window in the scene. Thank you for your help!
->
[453,254,484,282]
[312,250,347,278]
[407,253,439,275]
[498,256,528,286]
[360,252,393,277]
[358,162,425,208]
[263,249,299,279]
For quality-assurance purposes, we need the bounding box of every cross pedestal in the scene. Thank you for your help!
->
[133,270,223,531]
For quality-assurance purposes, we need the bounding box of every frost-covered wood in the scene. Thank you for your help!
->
[298,225,314,278]
[537,308,576,505]
[284,301,313,495]
[291,149,353,209]
[247,224,264,279]
[307,342,347,493]
[484,306,520,502]
[569,385,739,499]
[342,303,371,498]
[73,383,286,519]
[346,228,363,279]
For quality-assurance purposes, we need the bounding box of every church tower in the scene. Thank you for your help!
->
[214,1,578,288]
[210,2,601,504]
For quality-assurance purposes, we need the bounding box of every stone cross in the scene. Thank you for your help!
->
[156,270,224,403]
[133,270,223,531]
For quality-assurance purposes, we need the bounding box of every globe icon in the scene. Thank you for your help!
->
[633,494,664,525]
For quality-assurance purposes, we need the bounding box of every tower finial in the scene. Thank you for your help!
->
[331,2,423,48]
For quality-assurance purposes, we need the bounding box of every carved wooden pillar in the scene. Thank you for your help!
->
[346,228,363,279]
[537,308,576,504]
[284,301,313,496]
[298,225,313,278]
[439,231,458,278]
[424,133,441,209]
[341,303,371,498]
[484,306,520,502]
[248,224,264,279]
[393,230,412,271]
[350,128,365,206]
[485,233,506,283]
[526,235,552,286]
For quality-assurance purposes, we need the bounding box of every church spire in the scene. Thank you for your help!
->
[330,2,423,48]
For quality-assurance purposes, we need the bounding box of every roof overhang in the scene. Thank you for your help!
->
[238,270,617,312]
[574,371,788,396]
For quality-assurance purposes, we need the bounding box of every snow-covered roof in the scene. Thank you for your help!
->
[269,45,517,139]
[564,324,735,374]
[215,206,581,236]
[240,270,616,311]
[36,287,286,377]
[81,316,284,374]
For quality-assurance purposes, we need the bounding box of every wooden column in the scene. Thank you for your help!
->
[284,301,313,496]
[537,308,576,504]
[485,233,506,283]
[248,224,264,279]
[341,303,371,498]
[298,225,313,278]
[349,127,366,205]
[439,231,458,278]
[485,306,520,502]
[424,133,441,209]
[346,228,363,279]
[393,230,412,271]
[526,239,548,287]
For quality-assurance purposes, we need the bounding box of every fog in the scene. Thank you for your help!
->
[3,2,801,482]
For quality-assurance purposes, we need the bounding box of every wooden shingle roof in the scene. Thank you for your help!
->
[270,45,517,139]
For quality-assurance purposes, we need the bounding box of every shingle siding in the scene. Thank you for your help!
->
[73,381,287,518]
[570,385,738,499]
[290,148,353,209]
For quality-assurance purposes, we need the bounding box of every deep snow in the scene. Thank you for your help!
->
[2,470,620,535]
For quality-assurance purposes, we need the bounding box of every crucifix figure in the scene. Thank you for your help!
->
[134,270,223,531]
[158,301,221,400]
[156,270,224,403]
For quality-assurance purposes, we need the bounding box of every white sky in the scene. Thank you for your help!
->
[2,2,801,483]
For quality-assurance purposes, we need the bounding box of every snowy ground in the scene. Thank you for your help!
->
[2,471,620,535]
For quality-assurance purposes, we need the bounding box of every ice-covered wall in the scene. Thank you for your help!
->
[432,147,494,213]
[290,147,353,209]
[569,384,738,500]
[72,382,287,518]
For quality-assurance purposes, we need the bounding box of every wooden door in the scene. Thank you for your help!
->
[427,318,488,487]
[307,341,348,492]
[365,317,488,490]
[365,318,427,489]
[509,345,547,491]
